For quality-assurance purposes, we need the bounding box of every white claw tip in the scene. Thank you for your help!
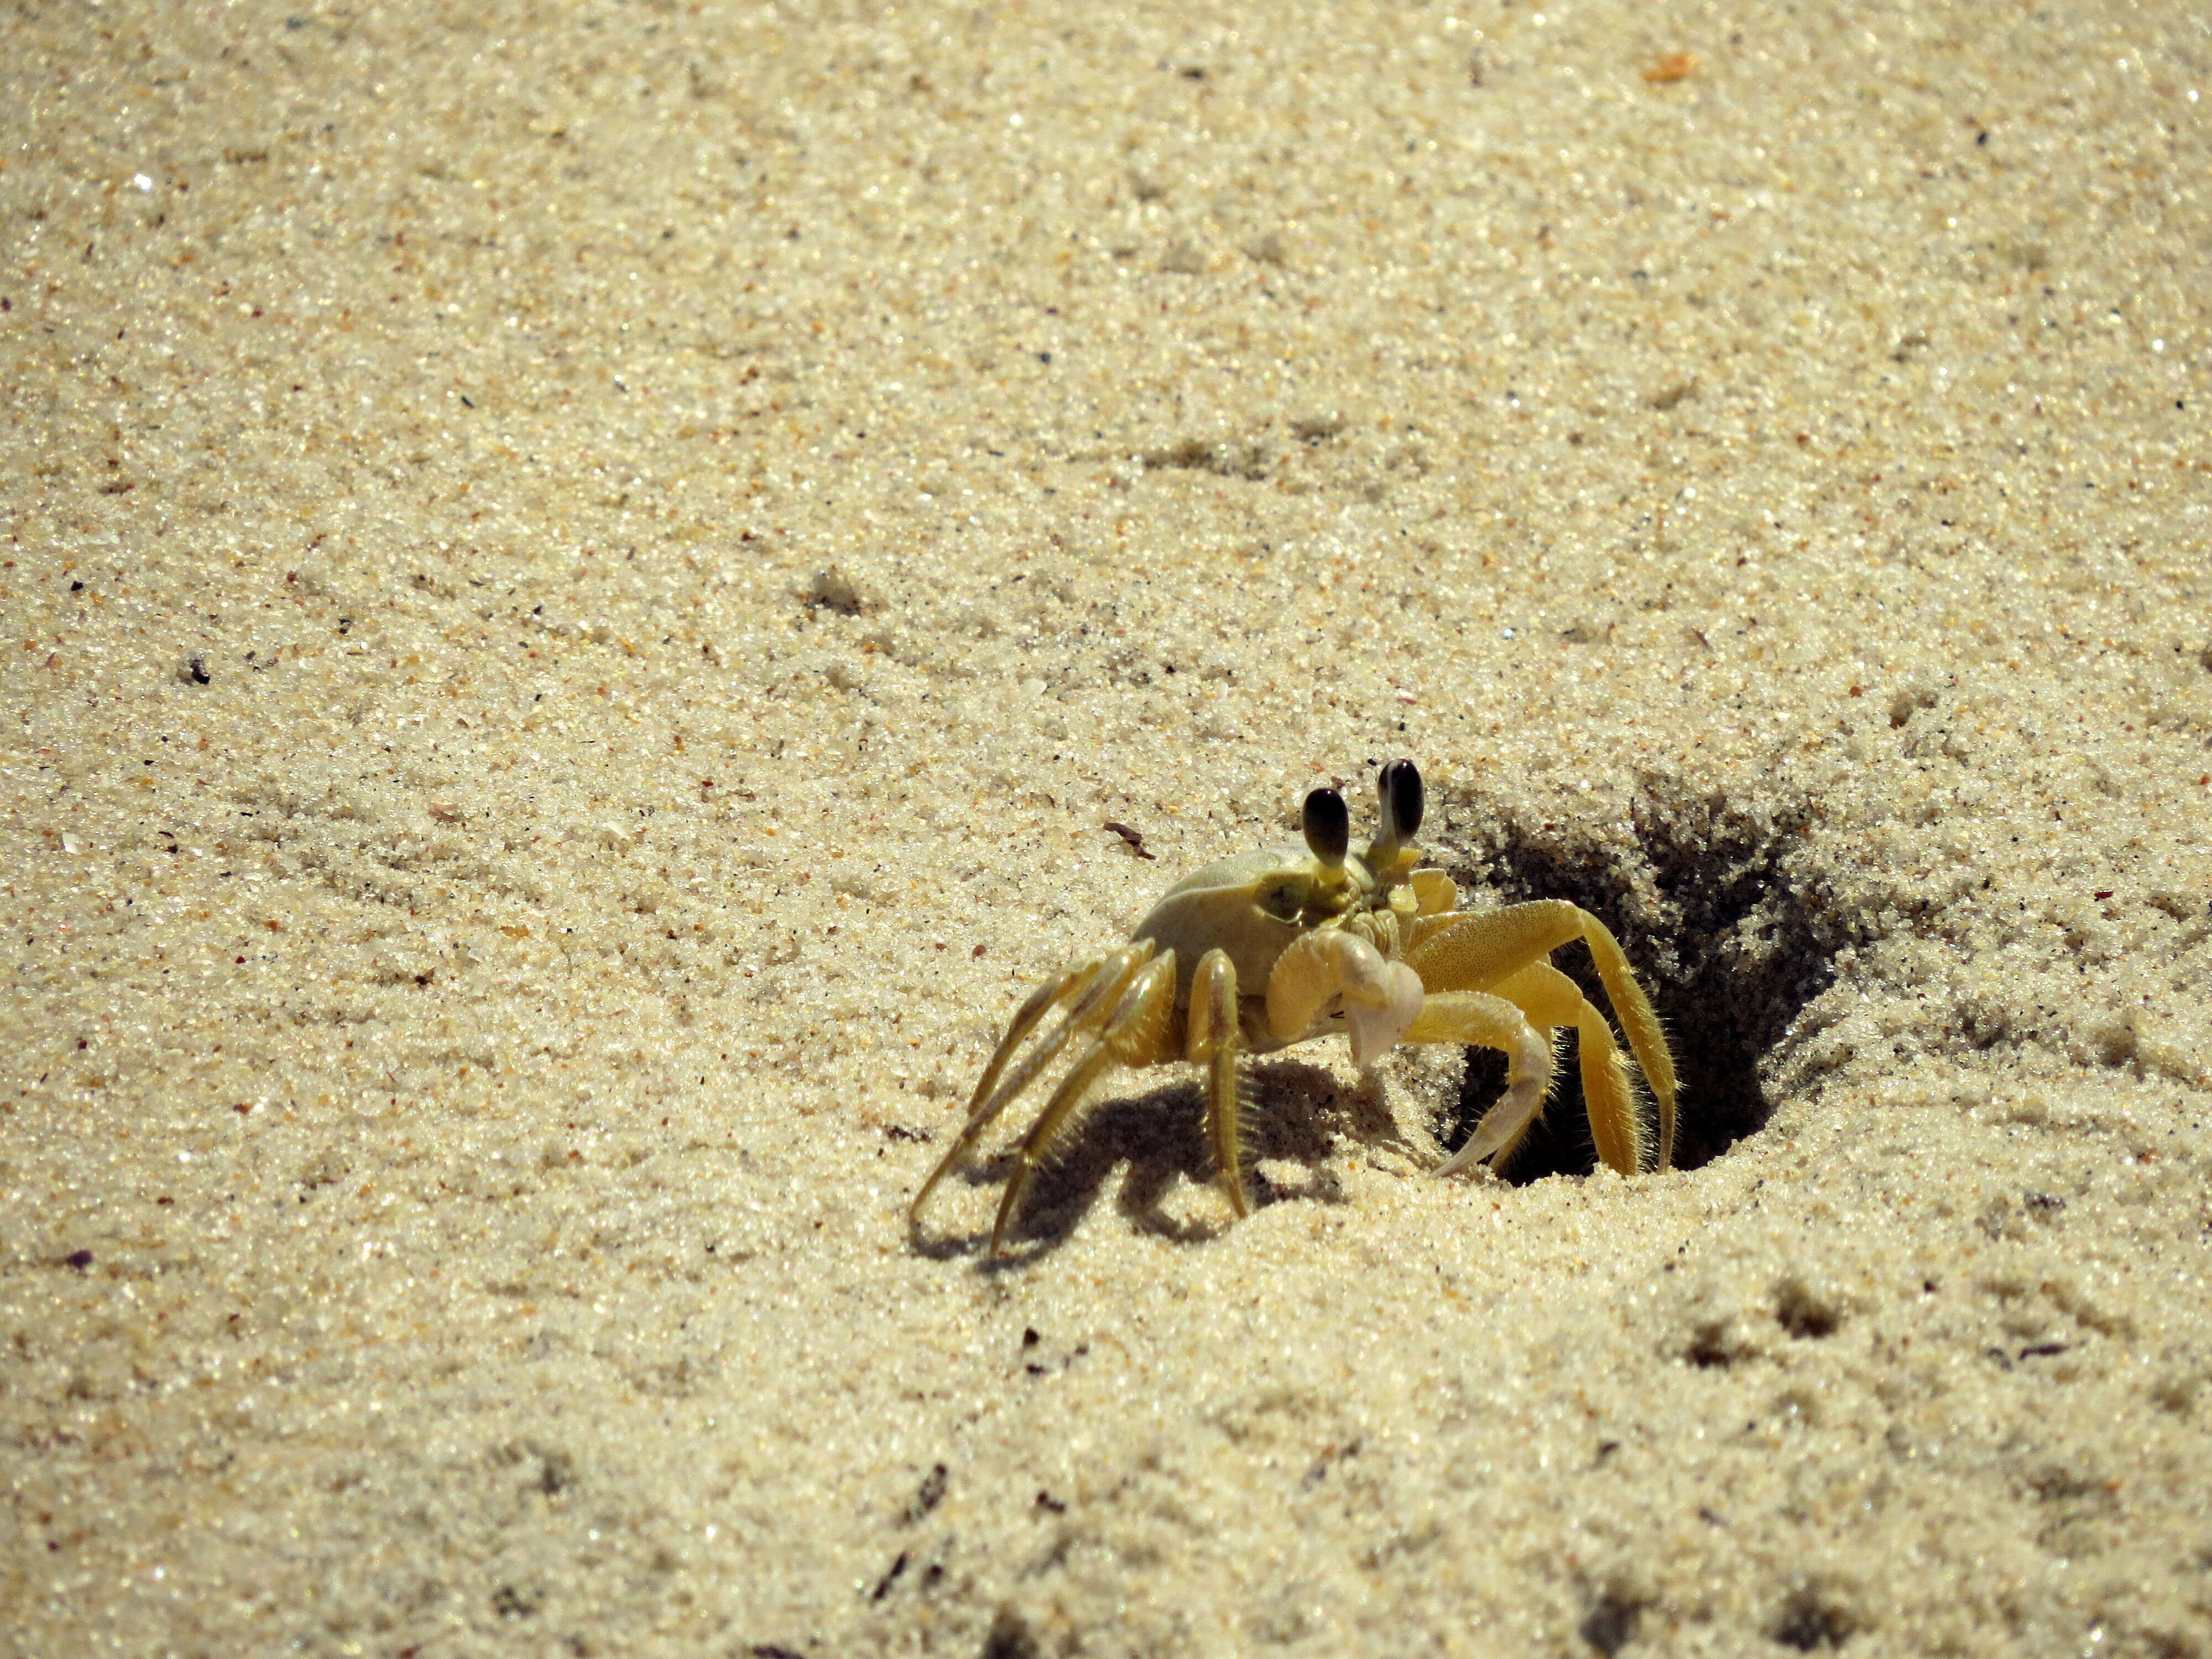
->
[1346,961,1424,1067]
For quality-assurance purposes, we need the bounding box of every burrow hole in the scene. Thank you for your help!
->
[1436,776,1856,1182]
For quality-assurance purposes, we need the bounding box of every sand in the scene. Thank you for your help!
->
[4,1,2210,1653]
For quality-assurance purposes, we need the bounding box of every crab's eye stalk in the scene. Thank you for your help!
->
[1381,758,1424,842]
[1302,786,1350,869]
[1364,758,1424,874]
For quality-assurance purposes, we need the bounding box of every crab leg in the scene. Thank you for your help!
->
[990,951,1179,1254]
[1184,948,1248,1217]
[1406,900,1677,1170]
[909,942,1152,1227]
[1408,992,1556,1176]
[1484,962,1645,1176]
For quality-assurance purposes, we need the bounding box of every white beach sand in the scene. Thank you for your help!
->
[4,1,2209,1654]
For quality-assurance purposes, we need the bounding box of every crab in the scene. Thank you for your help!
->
[910,760,1679,1254]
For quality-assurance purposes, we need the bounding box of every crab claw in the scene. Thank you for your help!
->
[1342,948,1426,1067]
[1265,928,1426,1063]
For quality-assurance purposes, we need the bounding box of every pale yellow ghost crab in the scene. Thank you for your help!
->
[911,760,1679,1254]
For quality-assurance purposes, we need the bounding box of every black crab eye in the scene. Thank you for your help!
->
[1380,759,1423,841]
[1302,786,1350,866]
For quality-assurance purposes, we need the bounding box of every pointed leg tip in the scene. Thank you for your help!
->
[1432,1144,1479,1179]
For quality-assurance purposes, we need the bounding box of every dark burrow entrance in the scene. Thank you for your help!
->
[1434,776,1856,1181]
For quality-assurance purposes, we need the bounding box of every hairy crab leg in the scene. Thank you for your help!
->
[990,951,1179,1254]
[1574,912,1676,1170]
[1484,962,1646,1176]
[1406,899,1677,1170]
[1183,947,1247,1218]
[1407,990,1556,1175]
[909,942,1152,1228]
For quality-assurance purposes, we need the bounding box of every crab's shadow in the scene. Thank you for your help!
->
[913,1058,1423,1265]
